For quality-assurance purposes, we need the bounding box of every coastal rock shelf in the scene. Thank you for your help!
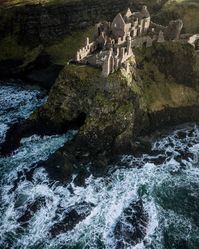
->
[1,41,199,173]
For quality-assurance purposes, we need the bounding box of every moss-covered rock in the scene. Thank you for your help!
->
[134,43,199,112]
[3,41,199,165]
[28,61,137,156]
[154,0,199,33]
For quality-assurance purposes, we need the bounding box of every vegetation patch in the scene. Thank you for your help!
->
[0,26,95,67]
[45,27,95,65]
[134,45,199,112]
[155,0,199,33]
[63,64,100,83]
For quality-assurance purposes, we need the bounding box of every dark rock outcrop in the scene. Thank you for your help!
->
[17,197,46,226]
[114,200,148,248]
[50,202,94,237]
[0,46,63,89]
[1,42,199,179]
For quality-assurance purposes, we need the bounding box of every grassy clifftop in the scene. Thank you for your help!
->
[134,43,199,112]
[155,0,199,33]
[0,26,94,65]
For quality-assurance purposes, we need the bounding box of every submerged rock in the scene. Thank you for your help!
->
[50,202,94,237]
[17,197,46,225]
[114,200,148,248]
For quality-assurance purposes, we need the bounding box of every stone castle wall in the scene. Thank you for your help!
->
[74,4,199,77]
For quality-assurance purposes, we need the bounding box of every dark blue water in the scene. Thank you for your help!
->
[0,82,199,249]
[0,82,47,142]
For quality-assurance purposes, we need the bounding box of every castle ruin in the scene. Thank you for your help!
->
[74,5,199,77]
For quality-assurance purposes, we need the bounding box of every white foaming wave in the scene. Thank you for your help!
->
[0,131,78,247]
[14,183,60,248]
[46,129,199,248]
[152,125,199,152]
[0,123,8,143]
[190,143,199,164]
[0,83,47,145]
[0,131,77,177]
[0,125,199,248]
[44,163,159,249]
[0,83,46,112]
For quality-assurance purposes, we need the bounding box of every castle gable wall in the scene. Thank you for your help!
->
[74,5,197,77]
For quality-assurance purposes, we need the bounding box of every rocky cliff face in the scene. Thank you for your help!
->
[1,42,199,177]
[0,0,173,45]
[0,0,146,44]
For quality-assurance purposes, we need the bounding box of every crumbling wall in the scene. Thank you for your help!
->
[164,19,183,40]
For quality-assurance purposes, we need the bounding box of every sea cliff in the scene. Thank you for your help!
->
[1,41,199,178]
[0,0,199,178]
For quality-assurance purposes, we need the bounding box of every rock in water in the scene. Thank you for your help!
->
[114,200,149,248]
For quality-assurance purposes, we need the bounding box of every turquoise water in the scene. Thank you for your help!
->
[0,82,199,249]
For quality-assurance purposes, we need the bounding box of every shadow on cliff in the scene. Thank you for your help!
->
[0,112,86,156]
[0,50,64,90]
[1,42,199,182]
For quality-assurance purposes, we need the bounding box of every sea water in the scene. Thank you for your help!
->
[0,82,198,249]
